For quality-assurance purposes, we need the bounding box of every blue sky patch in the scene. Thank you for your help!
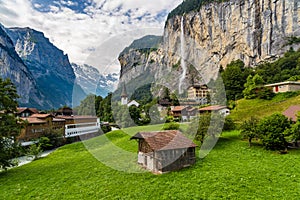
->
[30,0,93,14]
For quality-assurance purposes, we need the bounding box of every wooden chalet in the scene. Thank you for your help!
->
[16,107,39,117]
[56,107,73,116]
[130,130,197,173]
[171,106,197,120]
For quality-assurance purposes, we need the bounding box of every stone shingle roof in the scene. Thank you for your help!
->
[131,130,197,151]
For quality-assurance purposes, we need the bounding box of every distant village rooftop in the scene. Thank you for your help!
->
[264,81,300,87]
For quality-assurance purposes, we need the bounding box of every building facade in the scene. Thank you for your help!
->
[187,85,210,104]
[18,108,100,143]
[265,81,300,93]
[171,106,198,120]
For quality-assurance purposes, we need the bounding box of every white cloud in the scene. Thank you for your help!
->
[0,0,182,74]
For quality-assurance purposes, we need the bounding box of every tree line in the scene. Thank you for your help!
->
[221,48,300,102]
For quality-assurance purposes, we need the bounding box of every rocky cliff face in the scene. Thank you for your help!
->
[0,26,47,108]
[119,0,300,91]
[5,27,85,108]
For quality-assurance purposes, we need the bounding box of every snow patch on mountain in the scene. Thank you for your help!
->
[72,63,118,97]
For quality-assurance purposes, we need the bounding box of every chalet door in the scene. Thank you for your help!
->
[147,156,154,171]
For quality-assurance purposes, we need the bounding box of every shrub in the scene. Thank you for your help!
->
[223,116,236,131]
[101,125,112,134]
[39,137,52,150]
[162,122,180,130]
[165,116,174,123]
[27,143,42,160]
[240,117,259,147]
[186,113,224,144]
[256,87,274,100]
[258,113,290,150]
[43,128,65,149]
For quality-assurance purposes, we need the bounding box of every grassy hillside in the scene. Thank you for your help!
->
[1,125,300,199]
[230,92,300,124]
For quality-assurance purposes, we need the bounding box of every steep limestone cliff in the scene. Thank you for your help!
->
[0,26,47,108]
[119,0,300,91]
[163,0,300,80]
[5,27,85,108]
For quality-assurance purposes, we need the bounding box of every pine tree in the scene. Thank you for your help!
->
[0,78,22,170]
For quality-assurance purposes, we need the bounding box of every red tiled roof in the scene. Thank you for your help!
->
[131,130,197,151]
[199,105,227,111]
[172,106,192,112]
[172,106,186,112]
[30,114,53,118]
[283,105,300,122]
[17,107,39,114]
[17,108,27,113]
[28,108,39,114]
[21,117,46,124]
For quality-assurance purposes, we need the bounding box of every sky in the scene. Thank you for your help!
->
[0,0,182,74]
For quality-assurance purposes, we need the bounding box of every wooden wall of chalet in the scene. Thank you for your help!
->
[18,124,47,141]
[138,140,152,153]
[19,122,65,142]
[154,147,196,172]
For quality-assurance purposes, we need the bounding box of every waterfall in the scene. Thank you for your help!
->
[179,16,187,94]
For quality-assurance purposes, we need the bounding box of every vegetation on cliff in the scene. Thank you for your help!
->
[119,35,162,56]
[167,0,229,19]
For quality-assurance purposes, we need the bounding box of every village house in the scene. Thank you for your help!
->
[18,107,100,143]
[130,130,197,173]
[16,107,39,117]
[265,81,300,93]
[127,100,140,107]
[171,106,197,121]
[19,113,65,142]
[187,85,210,104]
[199,105,230,116]
[55,107,73,116]
[120,83,140,107]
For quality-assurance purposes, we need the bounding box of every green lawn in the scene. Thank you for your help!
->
[231,92,300,123]
[1,125,300,199]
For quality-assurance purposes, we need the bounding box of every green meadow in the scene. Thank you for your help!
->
[231,92,300,123]
[1,124,300,199]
